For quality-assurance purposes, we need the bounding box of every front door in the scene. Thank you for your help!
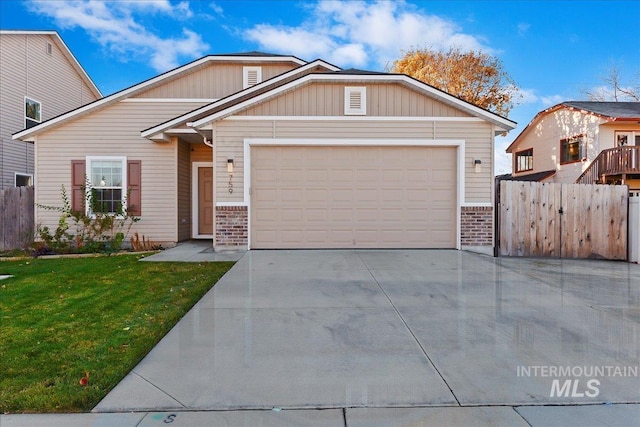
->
[198,167,214,235]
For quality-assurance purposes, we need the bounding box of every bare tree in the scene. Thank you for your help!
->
[585,63,639,101]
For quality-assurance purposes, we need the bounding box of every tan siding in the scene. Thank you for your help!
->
[0,33,100,188]
[35,101,208,243]
[177,141,191,241]
[434,121,494,203]
[238,83,473,117]
[215,119,492,204]
[135,63,296,99]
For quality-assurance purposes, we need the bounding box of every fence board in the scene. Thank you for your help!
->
[499,181,627,260]
[0,187,35,251]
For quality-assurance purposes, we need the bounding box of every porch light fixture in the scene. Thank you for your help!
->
[474,159,482,173]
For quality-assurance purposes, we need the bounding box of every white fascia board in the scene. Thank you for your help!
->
[13,55,310,141]
[191,73,517,130]
[140,59,341,138]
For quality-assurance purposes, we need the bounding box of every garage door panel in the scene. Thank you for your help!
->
[251,146,456,248]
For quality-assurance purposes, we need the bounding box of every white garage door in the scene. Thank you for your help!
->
[250,145,457,249]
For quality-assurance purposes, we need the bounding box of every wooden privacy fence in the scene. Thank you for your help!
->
[498,181,628,260]
[0,186,35,251]
[630,192,640,263]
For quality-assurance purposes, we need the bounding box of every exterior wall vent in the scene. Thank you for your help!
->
[344,87,366,115]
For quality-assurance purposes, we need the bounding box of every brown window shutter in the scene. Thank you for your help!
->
[127,160,141,216]
[71,160,86,212]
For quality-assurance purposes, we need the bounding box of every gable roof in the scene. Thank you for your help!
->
[13,52,307,142]
[184,71,517,134]
[506,101,640,153]
[0,30,102,99]
[141,59,341,140]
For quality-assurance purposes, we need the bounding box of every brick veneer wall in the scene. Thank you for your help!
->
[461,206,493,246]
[216,206,248,247]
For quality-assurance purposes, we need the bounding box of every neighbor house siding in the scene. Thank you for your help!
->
[214,119,494,204]
[34,100,208,244]
[510,110,604,183]
[0,33,99,188]
[238,83,474,117]
[134,63,297,99]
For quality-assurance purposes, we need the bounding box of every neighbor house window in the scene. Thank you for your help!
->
[15,173,33,187]
[515,148,533,172]
[87,157,127,215]
[616,131,639,147]
[243,66,262,89]
[344,87,366,115]
[560,135,585,164]
[25,97,41,129]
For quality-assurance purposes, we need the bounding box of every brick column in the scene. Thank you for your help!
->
[461,206,493,246]
[215,206,248,248]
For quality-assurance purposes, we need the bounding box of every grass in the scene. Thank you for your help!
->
[0,254,234,413]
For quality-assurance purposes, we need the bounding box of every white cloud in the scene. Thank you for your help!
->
[517,22,530,37]
[26,0,206,72]
[209,1,224,16]
[540,94,565,106]
[516,88,565,107]
[244,0,490,69]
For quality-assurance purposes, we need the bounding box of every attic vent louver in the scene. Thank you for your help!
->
[243,66,262,89]
[344,87,366,115]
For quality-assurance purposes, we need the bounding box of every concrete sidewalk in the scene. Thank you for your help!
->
[2,404,639,426]
[139,240,245,262]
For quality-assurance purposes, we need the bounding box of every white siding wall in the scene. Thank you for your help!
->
[35,101,207,243]
[0,33,99,188]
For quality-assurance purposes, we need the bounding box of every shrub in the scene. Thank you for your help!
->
[36,184,139,255]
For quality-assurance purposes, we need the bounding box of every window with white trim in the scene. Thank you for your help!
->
[344,87,366,115]
[15,173,33,187]
[87,157,127,214]
[243,66,262,89]
[615,131,639,147]
[25,97,41,129]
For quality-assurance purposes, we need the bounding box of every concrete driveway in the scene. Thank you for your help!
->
[93,249,640,425]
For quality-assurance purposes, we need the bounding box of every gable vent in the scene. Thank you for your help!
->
[243,66,262,89]
[46,42,52,55]
[344,87,366,115]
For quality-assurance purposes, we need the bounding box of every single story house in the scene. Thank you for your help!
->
[14,52,516,250]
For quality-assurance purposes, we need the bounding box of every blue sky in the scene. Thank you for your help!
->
[2,0,639,173]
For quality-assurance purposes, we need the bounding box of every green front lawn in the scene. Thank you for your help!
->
[0,255,234,413]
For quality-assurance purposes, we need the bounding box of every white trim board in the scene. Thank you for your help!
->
[223,116,485,122]
[243,138,465,250]
[121,98,219,103]
[191,162,214,239]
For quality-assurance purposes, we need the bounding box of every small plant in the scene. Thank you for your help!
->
[130,232,163,252]
[36,183,139,255]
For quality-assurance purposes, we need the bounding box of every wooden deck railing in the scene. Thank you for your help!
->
[576,146,640,184]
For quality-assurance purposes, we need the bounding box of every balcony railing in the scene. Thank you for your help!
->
[576,146,640,184]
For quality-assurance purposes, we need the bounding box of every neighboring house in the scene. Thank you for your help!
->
[0,30,101,189]
[505,102,640,190]
[14,52,516,250]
